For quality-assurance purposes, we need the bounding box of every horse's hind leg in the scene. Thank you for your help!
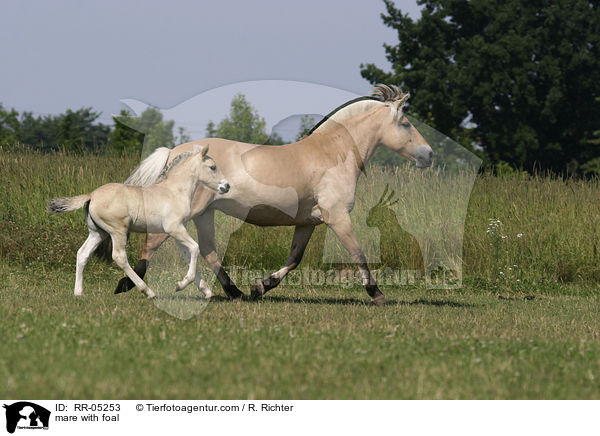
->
[111,233,155,299]
[74,230,105,296]
[250,225,315,300]
[114,232,170,294]
[193,211,244,299]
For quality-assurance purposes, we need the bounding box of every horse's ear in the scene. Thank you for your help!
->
[393,93,410,118]
[194,144,208,157]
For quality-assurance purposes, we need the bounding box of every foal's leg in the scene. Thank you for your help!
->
[193,211,245,299]
[74,230,105,296]
[168,225,201,292]
[111,233,155,299]
[114,232,170,294]
[326,213,386,305]
[250,225,315,300]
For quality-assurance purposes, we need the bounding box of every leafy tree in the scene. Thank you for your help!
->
[361,0,600,173]
[0,103,20,145]
[296,115,318,141]
[111,107,175,155]
[18,112,56,150]
[205,120,216,138]
[580,97,600,175]
[109,110,144,155]
[177,126,191,144]
[15,107,109,152]
[55,108,110,152]
[207,93,273,144]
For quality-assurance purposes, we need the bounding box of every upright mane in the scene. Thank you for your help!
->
[306,84,409,136]
[156,151,194,182]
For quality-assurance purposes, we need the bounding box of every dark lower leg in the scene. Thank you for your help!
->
[194,211,244,300]
[114,259,148,294]
[114,233,169,295]
[250,225,315,300]
[215,264,244,299]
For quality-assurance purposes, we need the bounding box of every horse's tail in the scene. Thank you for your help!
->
[47,194,91,214]
[125,146,172,186]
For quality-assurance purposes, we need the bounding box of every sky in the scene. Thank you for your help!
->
[0,0,421,138]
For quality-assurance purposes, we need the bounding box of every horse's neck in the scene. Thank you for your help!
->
[308,108,383,171]
[161,162,200,201]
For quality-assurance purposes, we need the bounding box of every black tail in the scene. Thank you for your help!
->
[93,237,113,263]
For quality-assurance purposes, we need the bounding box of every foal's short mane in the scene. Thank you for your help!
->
[306,84,409,136]
[156,151,194,182]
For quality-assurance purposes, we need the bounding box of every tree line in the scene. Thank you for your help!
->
[361,0,600,174]
[0,93,286,155]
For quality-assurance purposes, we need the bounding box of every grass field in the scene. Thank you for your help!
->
[1,147,599,399]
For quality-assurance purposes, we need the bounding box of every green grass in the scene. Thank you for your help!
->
[1,262,599,399]
[1,147,600,399]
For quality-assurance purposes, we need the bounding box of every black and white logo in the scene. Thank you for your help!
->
[3,402,50,434]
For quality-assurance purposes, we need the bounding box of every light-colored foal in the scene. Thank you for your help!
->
[48,145,230,298]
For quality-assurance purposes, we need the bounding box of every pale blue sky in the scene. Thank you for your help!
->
[0,1,421,127]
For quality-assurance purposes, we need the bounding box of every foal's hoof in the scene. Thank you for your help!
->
[145,289,156,299]
[371,294,387,306]
[250,281,265,301]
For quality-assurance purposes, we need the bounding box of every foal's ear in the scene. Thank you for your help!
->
[193,144,209,157]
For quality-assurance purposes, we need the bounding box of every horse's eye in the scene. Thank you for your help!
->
[401,121,410,128]
[210,165,216,171]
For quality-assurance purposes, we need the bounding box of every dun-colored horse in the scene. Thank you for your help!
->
[112,85,432,305]
[49,145,230,298]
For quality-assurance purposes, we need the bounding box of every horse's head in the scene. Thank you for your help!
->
[376,87,433,168]
[191,144,230,195]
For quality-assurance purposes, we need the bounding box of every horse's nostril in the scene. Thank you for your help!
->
[428,150,433,160]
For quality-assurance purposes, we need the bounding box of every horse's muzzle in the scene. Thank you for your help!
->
[415,147,434,168]
[218,180,230,194]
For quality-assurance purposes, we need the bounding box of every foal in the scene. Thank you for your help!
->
[48,145,230,299]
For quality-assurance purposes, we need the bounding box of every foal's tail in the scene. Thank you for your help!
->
[125,146,171,186]
[47,194,91,214]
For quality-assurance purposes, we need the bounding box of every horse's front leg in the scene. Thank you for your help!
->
[250,225,315,300]
[325,212,386,305]
[114,232,170,294]
[169,225,201,292]
[193,210,245,299]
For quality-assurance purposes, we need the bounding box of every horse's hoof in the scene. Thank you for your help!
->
[224,285,245,300]
[197,286,213,298]
[114,277,133,294]
[145,289,156,299]
[371,294,387,306]
[250,281,265,301]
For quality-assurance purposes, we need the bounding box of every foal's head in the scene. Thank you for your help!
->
[375,86,433,168]
[190,144,230,194]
